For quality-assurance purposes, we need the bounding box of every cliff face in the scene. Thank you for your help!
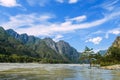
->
[107,36,120,55]
[0,27,38,57]
[43,38,58,53]
[6,28,79,62]
[112,36,120,48]
[6,29,40,45]
[43,39,79,62]
[56,40,79,62]
[6,29,65,61]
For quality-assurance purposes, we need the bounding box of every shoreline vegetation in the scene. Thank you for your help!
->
[0,27,120,69]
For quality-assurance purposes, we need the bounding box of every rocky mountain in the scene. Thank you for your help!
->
[43,38,79,62]
[56,40,79,62]
[112,36,120,48]
[5,28,67,62]
[43,38,58,53]
[106,36,120,55]
[97,50,107,56]
[0,27,38,57]
[6,29,40,45]
[6,27,79,62]
[100,36,120,66]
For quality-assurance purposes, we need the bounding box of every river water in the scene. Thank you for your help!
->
[0,63,120,80]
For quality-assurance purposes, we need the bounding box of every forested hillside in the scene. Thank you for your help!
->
[0,27,79,63]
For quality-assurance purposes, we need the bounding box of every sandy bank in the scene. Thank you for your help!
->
[101,64,120,70]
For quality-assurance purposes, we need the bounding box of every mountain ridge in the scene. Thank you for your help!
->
[4,27,79,62]
[106,36,120,55]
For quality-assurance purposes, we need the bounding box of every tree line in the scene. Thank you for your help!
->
[79,46,120,66]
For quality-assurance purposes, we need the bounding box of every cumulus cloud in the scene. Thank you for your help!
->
[0,0,20,7]
[86,37,102,44]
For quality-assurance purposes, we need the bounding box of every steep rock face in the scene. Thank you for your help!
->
[6,28,79,62]
[0,27,38,57]
[43,39,79,62]
[6,29,40,45]
[107,36,120,55]
[6,29,19,39]
[5,28,68,61]
[43,38,58,53]
[0,27,7,39]
[57,41,79,62]
[6,29,63,60]
[112,36,120,48]
[56,40,76,55]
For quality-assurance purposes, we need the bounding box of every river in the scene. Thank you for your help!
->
[0,63,120,80]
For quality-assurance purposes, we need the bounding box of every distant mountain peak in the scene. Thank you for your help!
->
[106,36,120,55]
[112,36,120,48]
[98,50,107,56]
[0,26,4,30]
[3,27,79,62]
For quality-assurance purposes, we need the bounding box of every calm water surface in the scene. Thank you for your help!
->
[0,63,120,80]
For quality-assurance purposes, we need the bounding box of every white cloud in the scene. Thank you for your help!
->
[0,0,20,7]
[92,31,103,34]
[1,13,55,36]
[86,37,102,44]
[66,15,86,22]
[100,0,119,11]
[68,0,78,4]
[56,0,78,4]
[105,28,120,38]
[109,29,120,35]
[1,10,120,37]
[27,0,78,6]
[53,35,63,42]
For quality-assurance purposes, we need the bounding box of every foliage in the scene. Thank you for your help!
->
[0,54,69,63]
[99,47,120,66]
[0,27,69,63]
[80,44,120,66]
[79,46,95,63]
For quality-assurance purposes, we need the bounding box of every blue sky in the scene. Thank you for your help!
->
[0,0,120,52]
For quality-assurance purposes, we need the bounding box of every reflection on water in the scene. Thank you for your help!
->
[0,64,120,80]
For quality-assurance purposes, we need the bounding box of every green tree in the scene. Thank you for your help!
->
[80,46,94,64]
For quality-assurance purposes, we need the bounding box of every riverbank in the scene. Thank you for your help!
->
[0,63,85,71]
[101,64,120,70]
[1,63,120,80]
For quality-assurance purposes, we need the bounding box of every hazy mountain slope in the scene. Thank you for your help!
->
[6,28,67,61]
[43,38,79,62]
[98,50,107,56]
[107,36,120,55]
[0,27,38,57]
[6,28,79,62]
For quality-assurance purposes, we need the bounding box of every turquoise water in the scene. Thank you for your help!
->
[0,64,120,80]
